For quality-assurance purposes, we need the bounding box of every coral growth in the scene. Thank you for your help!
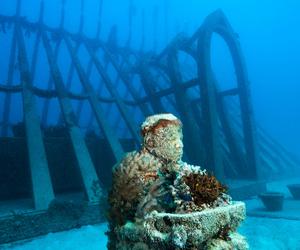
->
[141,117,182,137]
[107,113,247,250]
[113,202,248,250]
[107,150,163,250]
[182,173,228,207]
[47,199,87,220]
[141,114,184,164]
[108,151,163,225]
[215,224,232,241]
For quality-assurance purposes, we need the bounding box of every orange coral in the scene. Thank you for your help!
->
[142,171,159,182]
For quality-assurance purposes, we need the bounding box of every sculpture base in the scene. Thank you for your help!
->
[113,202,248,249]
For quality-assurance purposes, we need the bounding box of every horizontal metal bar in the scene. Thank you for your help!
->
[0,84,22,93]
[135,78,199,104]
[219,87,239,97]
[32,86,57,98]
[0,83,129,103]
[0,15,138,58]
[1,78,199,106]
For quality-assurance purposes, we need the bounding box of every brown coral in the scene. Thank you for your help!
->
[107,151,161,250]
[108,151,161,226]
[108,171,144,226]
[107,151,163,250]
[182,173,228,207]
[141,118,182,137]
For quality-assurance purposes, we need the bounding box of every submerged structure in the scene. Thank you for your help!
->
[0,0,299,244]
[108,113,248,249]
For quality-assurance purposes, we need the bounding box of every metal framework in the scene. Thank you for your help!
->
[0,0,298,210]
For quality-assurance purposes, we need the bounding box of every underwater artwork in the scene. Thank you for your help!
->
[108,113,248,249]
[0,0,299,250]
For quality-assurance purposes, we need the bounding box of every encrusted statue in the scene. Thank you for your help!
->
[107,114,248,250]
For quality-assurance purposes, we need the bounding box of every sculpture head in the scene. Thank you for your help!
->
[141,113,183,163]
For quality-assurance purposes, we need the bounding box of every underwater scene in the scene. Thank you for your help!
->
[0,0,299,249]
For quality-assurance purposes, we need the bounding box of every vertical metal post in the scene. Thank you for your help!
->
[59,0,88,125]
[1,25,17,136]
[126,0,134,47]
[30,0,44,81]
[167,50,206,166]
[214,11,260,179]
[64,36,124,162]
[41,0,65,125]
[41,41,62,125]
[139,8,145,52]
[42,31,103,202]
[138,64,165,113]
[85,44,141,146]
[232,46,260,179]
[16,0,55,209]
[75,59,93,122]
[99,45,152,116]
[152,6,158,52]
[95,0,104,38]
[163,0,169,45]
[79,0,84,33]
[197,28,224,179]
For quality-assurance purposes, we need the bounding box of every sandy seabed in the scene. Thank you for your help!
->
[1,217,300,250]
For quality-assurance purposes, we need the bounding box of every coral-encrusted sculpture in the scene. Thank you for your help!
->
[182,173,228,207]
[107,114,248,250]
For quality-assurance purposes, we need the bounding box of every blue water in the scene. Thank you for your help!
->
[0,0,299,249]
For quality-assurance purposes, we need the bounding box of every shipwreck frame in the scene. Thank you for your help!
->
[0,0,298,244]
